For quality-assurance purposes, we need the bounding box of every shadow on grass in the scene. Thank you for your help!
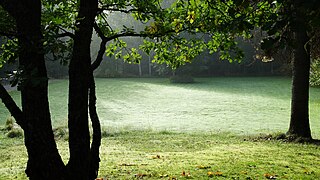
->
[245,132,320,146]
[101,77,293,101]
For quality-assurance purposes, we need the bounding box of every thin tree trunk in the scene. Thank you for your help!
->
[138,63,142,77]
[88,72,101,180]
[148,55,152,76]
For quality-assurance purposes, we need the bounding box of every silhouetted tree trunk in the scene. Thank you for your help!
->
[88,71,101,180]
[287,2,312,139]
[0,0,66,179]
[67,0,98,179]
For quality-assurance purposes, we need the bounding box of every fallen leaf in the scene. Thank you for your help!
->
[181,171,186,176]
[119,163,136,166]
[135,173,148,178]
[196,165,211,169]
[264,173,277,179]
[207,171,223,177]
[151,155,161,159]
[95,178,103,180]
[303,169,314,175]
[159,174,169,178]
[181,171,191,178]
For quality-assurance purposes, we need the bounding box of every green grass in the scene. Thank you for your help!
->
[3,77,319,137]
[1,130,320,179]
[1,77,320,179]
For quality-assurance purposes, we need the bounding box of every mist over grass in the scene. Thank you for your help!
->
[1,77,320,137]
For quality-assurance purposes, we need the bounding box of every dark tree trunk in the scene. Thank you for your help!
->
[67,0,98,179]
[88,72,101,180]
[287,3,312,139]
[1,0,66,179]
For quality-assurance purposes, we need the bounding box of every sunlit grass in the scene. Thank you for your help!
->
[2,77,320,179]
[1,131,320,179]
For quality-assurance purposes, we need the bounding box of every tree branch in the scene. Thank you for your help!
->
[98,7,154,14]
[0,83,25,130]
[91,23,107,70]
[91,22,172,70]
[91,39,107,71]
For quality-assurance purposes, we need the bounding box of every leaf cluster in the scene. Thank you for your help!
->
[3,0,310,72]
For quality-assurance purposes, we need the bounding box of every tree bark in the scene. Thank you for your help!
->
[287,3,312,139]
[67,0,98,179]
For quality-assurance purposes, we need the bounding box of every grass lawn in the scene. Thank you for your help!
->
[1,131,320,179]
[3,77,319,136]
[1,77,320,179]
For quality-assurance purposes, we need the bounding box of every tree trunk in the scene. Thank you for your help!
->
[88,72,101,180]
[287,4,312,139]
[138,63,142,77]
[148,55,152,76]
[1,0,66,179]
[67,0,98,179]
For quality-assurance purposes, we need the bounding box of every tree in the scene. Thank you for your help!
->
[0,0,103,178]
[1,0,209,179]
[172,0,319,140]
[67,0,100,179]
[287,1,311,139]
[147,0,320,140]
[0,0,66,179]
[258,0,320,139]
[5,0,314,179]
